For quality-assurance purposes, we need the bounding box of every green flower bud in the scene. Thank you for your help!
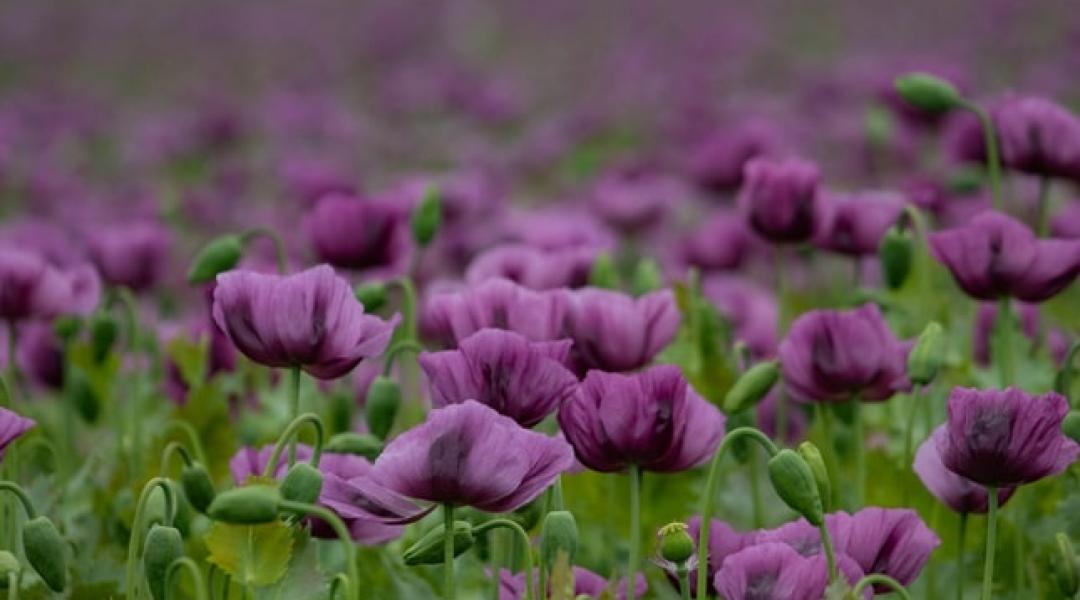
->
[187,234,244,283]
[67,369,100,423]
[540,510,578,569]
[365,376,402,440]
[907,322,945,385]
[797,441,832,513]
[947,166,985,194]
[21,516,67,592]
[1053,533,1079,597]
[864,104,895,148]
[723,362,780,414]
[52,315,83,342]
[142,524,184,600]
[0,550,20,587]
[402,521,474,565]
[354,282,388,312]
[894,73,962,113]
[631,258,663,296]
[1062,411,1080,445]
[657,522,694,565]
[280,463,323,505]
[89,311,120,364]
[878,226,913,290]
[324,432,383,460]
[207,486,280,524]
[410,186,442,247]
[767,449,824,527]
[589,253,621,289]
[180,463,217,514]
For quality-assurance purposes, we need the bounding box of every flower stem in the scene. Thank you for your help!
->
[995,298,1015,386]
[475,519,535,600]
[0,481,38,519]
[443,504,455,600]
[165,556,207,600]
[7,571,16,600]
[852,573,912,600]
[263,412,326,478]
[279,500,358,600]
[981,487,999,600]
[126,478,177,600]
[287,366,301,467]
[749,453,763,528]
[852,399,865,507]
[1036,176,1051,237]
[816,405,840,509]
[962,102,1003,211]
[957,512,968,600]
[678,567,691,600]
[628,465,642,600]
[819,523,838,583]
[902,385,924,504]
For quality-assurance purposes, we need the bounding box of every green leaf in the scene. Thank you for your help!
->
[255,530,327,600]
[165,334,209,391]
[206,521,294,587]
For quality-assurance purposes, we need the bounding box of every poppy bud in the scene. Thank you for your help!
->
[365,376,402,440]
[797,441,832,513]
[21,516,67,592]
[67,369,100,423]
[324,432,383,460]
[589,253,621,289]
[207,486,280,524]
[767,449,824,526]
[142,524,184,600]
[89,311,120,363]
[1052,533,1079,597]
[187,234,244,284]
[631,258,662,296]
[1062,411,1080,444]
[723,362,779,414]
[180,463,216,514]
[894,73,962,113]
[657,522,694,565]
[540,510,578,569]
[354,282,388,312]
[907,321,945,386]
[878,226,913,290]
[280,463,323,505]
[402,521,474,565]
[410,186,442,247]
[0,550,20,587]
[53,315,82,342]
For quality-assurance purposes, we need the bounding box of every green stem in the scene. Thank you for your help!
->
[749,453,764,528]
[678,567,691,600]
[165,557,207,600]
[474,519,535,600]
[443,504,455,600]
[1036,176,1051,237]
[0,481,38,518]
[819,523,838,583]
[853,399,865,507]
[817,405,840,509]
[391,278,419,341]
[957,512,968,600]
[996,297,1015,386]
[852,574,912,600]
[241,227,288,274]
[126,478,177,600]
[902,386,924,504]
[263,412,326,478]
[159,442,193,476]
[382,340,423,377]
[328,573,349,599]
[962,102,1003,211]
[279,500,358,600]
[287,366,301,467]
[628,466,641,600]
[164,420,208,466]
[980,487,999,600]
[6,571,16,600]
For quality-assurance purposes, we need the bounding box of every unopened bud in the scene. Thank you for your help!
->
[0,551,20,587]
[67,369,100,423]
[207,486,280,524]
[354,282,388,312]
[767,450,824,526]
[723,362,779,414]
[21,516,67,592]
[540,511,578,569]
[180,463,216,514]
[187,234,244,284]
[324,432,383,461]
[411,186,442,247]
[365,376,402,440]
[589,253,621,290]
[907,322,945,385]
[143,524,184,600]
[280,463,323,505]
[403,521,474,565]
[878,226,913,290]
[658,522,694,565]
[89,312,120,364]
[53,315,82,342]
[894,73,962,113]
[631,258,662,296]
[797,442,832,513]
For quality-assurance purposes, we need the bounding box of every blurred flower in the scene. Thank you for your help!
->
[1051,202,1080,238]
[17,321,63,390]
[914,425,1016,514]
[681,210,752,272]
[686,119,781,193]
[0,407,34,458]
[0,249,100,321]
[738,157,822,243]
[564,288,679,373]
[421,278,568,347]
[465,244,596,290]
[972,301,1040,366]
[755,392,807,445]
[279,156,359,207]
[88,221,172,292]
[589,172,677,234]
[702,276,778,359]
[995,96,1080,181]
[497,566,647,600]
[814,191,906,256]
[304,193,411,274]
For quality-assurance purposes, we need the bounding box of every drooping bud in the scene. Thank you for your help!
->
[878,226,913,290]
[324,432,383,460]
[631,258,663,296]
[280,463,323,505]
[365,376,402,440]
[52,315,83,343]
[657,522,694,565]
[402,521,474,565]
[1052,533,1078,597]
[797,441,832,513]
[723,362,779,413]
[410,186,442,247]
[589,253,621,289]
[907,321,945,386]
[180,463,217,514]
[894,73,962,113]
[187,234,244,284]
[1062,411,1080,445]
[142,524,184,600]
[0,551,20,587]
[207,486,280,524]
[89,311,120,364]
[767,449,824,526]
[540,510,579,569]
[21,516,67,592]
[354,282,388,312]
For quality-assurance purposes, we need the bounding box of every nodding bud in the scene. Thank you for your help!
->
[797,442,832,513]
[67,370,100,423]
[1062,411,1080,445]
[894,73,962,113]
[767,449,824,526]
[657,522,694,565]
[280,463,323,505]
[142,524,184,600]
[187,234,244,284]
[365,376,402,440]
[631,258,663,296]
[1053,533,1079,597]
[0,550,20,587]
[21,516,67,592]
[180,463,217,514]
[354,282,388,312]
[53,315,82,342]
[410,186,442,247]
[723,362,780,414]
[402,521,474,565]
[589,253,621,289]
[540,510,579,569]
[89,312,120,364]
[878,226,913,290]
[207,486,281,524]
[324,432,383,461]
[907,321,945,386]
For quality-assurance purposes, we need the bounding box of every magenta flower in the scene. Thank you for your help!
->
[712,543,838,600]
[995,96,1080,181]
[778,304,911,403]
[421,278,568,347]
[498,567,647,600]
[465,244,595,290]
[17,322,64,390]
[304,193,411,273]
[738,158,821,244]
[813,191,906,256]
[88,221,172,292]
[937,387,1079,487]
[0,407,34,458]
[929,210,1080,302]
[557,365,725,473]
[702,276,778,359]
[589,173,674,234]
[418,329,578,427]
[0,249,100,321]
[914,426,1016,514]
[685,517,759,597]
[565,288,679,373]
[687,120,781,193]
[212,265,399,379]
[681,210,752,272]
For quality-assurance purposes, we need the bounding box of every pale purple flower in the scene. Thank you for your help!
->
[914,426,1016,514]
[421,278,568,347]
[565,288,679,373]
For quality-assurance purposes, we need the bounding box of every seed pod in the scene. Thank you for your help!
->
[0,550,20,588]
[658,522,694,565]
[207,486,280,524]
[723,362,780,414]
[631,258,662,296]
[540,511,578,569]
[893,73,962,113]
[142,524,184,600]
[365,376,402,440]
[180,463,217,514]
[402,521,474,565]
[589,253,621,289]
[797,442,832,513]
[187,234,244,283]
[324,432,383,460]
[21,516,67,592]
[280,463,323,505]
[354,282,388,312]
[89,311,120,364]
[1062,411,1080,445]
[907,322,945,386]
[410,186,442,247]
[878,226,913,290]
[767,449,824,527]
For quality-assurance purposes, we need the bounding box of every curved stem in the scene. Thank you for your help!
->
[962,102,1003,211]
[262,412,326,478]
[819,523,837,583]
[164,420,208,466]
[390,278,418,341]
[241,227,288,274]
[328,573,349,599]
[166,557,207,600]
[474,519,535,600]
[111,287,141,352]
[628,466,641,600]
[980,487,999,600]
[125,477,177,600]
[279,500,357,600]
[159,442,193,476]
[957,512,968,600]
[696,427,780,599]
[677,567,690,600]
[852,573,912,600]
[0,481,38,519]
[6,572,16,600]
[382,340,424,377]
[443,504,455,600]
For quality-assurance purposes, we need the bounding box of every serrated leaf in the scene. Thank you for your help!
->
[255,529,327,600]
[206,521,294,587]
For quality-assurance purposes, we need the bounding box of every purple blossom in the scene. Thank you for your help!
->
[465,244,595,290]
[738,157,821,244]
[88,221,172,292]
[564,288,679,373]
[497,567,647,600]
[914,426,1016,514]
[681,210,752,272]
[702,276,778,359]
[814,191,906,256]
[0,249,100,321]
[712,543,836,600]
[995,96,1080,181]
[0,407,34,458]
[421,278,568,347]
[304,193,411,274]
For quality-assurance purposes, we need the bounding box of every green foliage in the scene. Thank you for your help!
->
[205,521,293,588]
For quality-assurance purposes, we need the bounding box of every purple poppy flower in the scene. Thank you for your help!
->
[212,265,399,379]
[279,156,358,207]
[465,244,595,290]
[685,517,760,597]
[558,365,725,473]
[929,210,1080,302]
[1051,202,1080,239]
[778,304,911,403]
[738,158,821,244]
[371,400,573,512]
[500,208,616,254]
[972,301,1040,366]
[681,210,752,272]
[686,119,782,193]
[17,322,64,390]
[0,408,33,458]
[419,329,577,427]
[937,387,1080,487]
[497,567,647,600]
[304,193,411,274]
[995,96,1080,181]
[421,278,569,347]
[915,426,1016,514]
[565,288,679,373]
[712,543,832,600]
[814,191,906,256]
[88,221,172,292]
[0,249,100,321]
[589,173,676,234]
[702,276,778,359]
[755,392,808,445]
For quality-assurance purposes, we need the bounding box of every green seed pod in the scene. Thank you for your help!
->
[723,362,780,414]
[767,449,824,527]
[657,522,694,565]
[631,258,662,296]
[187,234,244,283]
[402,521,474,566]
[67,369,100,423]
[907,322,945,386]
[89,311,120,364]
[354,282,388,312]
[52,315,83,342]
[207,486,280,524]
[0,550,20,588]
[365,376,402,440]
[589,253,621,289]
[180,463,217,514]
[280,463,323,505]
[324,432,383,460]
[893,73,962,113]
[878,226,913,290]
[21,516,67,592]
[410,186,442,247]
[1062,411,1080,445]
[142,524,184,600]
[797,441,832,513]
[540,511,579,569]
[1052,533,1079,597]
